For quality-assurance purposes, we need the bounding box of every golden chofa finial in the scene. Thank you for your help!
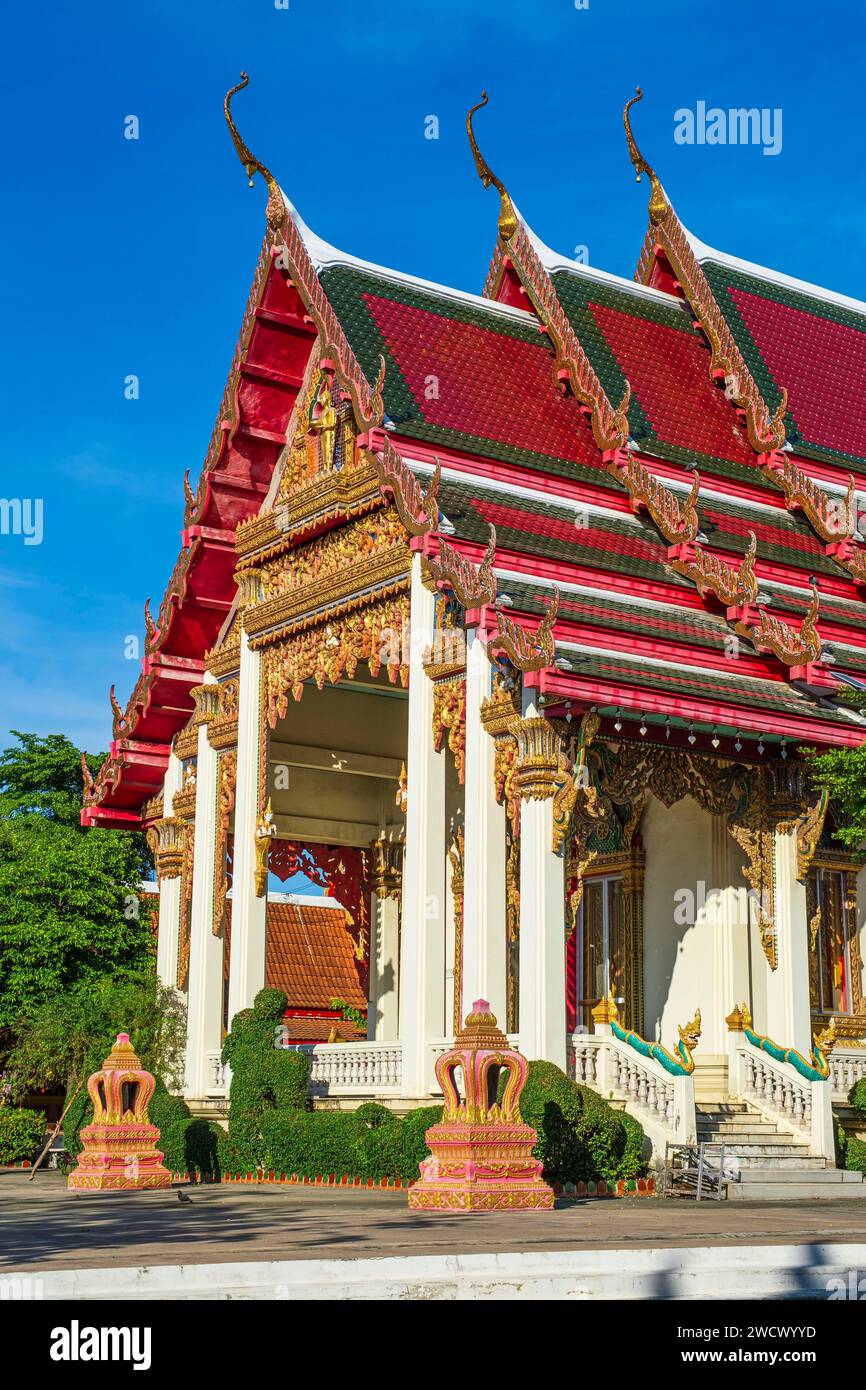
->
[224,70,277,192]
[623,87,669,226]
[466,92,518,242]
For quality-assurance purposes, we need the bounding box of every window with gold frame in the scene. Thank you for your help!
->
[808,855,865,1039]
[570,848,644,1034]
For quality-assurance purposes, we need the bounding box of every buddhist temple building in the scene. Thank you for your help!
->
[81,79,866,1164]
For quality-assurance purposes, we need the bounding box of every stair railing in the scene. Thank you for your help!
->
[570,997,698,1152]
[726,1006,836,1161]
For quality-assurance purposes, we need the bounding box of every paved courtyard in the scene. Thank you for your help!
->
[4,1170,866,1276]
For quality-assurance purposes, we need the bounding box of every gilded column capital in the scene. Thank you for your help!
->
[149,816,185,881]
[190,684,221,725]
[509,715,560,801]
[480,680,520,738]
[171,767,197,825]
[368,838,403,899]
[234,565,266,612]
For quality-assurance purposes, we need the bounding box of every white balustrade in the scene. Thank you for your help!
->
[730,1039,834,1160]
[305,1042,403,1097]
[204,1050,228,1096]
[739,1048,811,1135]
[829,1048,866,1101]
[569,1029,692,1148]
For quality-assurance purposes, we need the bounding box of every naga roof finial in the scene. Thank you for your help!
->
[466,92,518,241]
[623,87,669,226]
[224,71,277,192]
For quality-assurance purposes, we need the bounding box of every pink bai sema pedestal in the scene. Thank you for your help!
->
[67,1033,171,1192]
[408,1001,554,1212]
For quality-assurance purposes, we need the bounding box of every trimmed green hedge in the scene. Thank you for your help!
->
[843,1079,866,1176]
[507,1060,647,1184]
[0,1107,45,1164]
[219,990,647,1186]
[256,1103,442,1183]
[64,1079,222,1178]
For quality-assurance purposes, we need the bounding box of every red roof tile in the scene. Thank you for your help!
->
[589,300,756,467]
[282,1017,366,1043]
[728,287,866,460]
[362,292,599,467]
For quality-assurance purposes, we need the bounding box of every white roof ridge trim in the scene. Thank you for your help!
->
[682,221,866,320]
[519,210,682,308]
[406,456,640,528]
[280,189,535,324]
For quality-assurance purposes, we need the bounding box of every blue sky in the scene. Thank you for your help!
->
[1,0,862,757]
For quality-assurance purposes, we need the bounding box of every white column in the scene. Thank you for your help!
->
[184,705,224,1098]
[461,621,506,1026]
[369,893,400,1040]
[226,626,268,1026]
[156,750,183,989]
[399,551,447,1096]
[767,824,812,1055]
[517,687,566,1068]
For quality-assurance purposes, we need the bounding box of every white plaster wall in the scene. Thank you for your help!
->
[642,795,712,1047]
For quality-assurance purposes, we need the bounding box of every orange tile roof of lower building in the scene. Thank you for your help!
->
[224,899,367,1012]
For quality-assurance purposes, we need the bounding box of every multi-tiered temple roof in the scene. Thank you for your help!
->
[82,82,866,829]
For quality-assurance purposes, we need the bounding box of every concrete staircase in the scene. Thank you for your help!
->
[696,1102,866,1200]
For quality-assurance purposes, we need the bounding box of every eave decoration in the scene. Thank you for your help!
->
[486,587,559,673]
[669,530,759,609]
[625,87,866,594]
[605,447,699,544]
[736,584,823,667]
[426,524,497,610]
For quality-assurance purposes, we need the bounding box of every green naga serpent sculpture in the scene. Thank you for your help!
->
[604,994,702,1077]
[737,1004,839,1083]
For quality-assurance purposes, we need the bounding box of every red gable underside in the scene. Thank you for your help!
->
[83,255,318,827]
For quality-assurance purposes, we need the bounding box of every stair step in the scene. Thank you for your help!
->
[732,1155,831,1170]
[728,1179,866,1200]
[697,1103,748,1114]
[698,1114,780,1126]
[698,1128,784,1141]
[733,1168,862,1184]
[711,1143,812,1157]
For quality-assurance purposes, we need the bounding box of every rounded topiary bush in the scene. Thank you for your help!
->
[0,1107,46,1164]
[849,1077,866,1117]
[222,988,311,1171]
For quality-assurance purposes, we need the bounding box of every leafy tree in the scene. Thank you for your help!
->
[0,732,155,1030]
[5,972,186,1103]
[807,693,866,849]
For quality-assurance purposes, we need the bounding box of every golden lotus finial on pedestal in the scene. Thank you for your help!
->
[408,1001,554,1212]
[67,1034,171,1192]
